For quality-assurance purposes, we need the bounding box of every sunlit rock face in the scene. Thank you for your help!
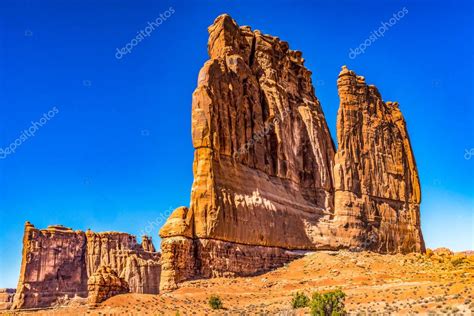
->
[159,14,424,291]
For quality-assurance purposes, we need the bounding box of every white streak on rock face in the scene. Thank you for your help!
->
[233,190,277,212]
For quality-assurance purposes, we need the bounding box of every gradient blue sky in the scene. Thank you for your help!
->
[0,0,473,288]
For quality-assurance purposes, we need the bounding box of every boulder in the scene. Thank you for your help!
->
[87,266,129,304]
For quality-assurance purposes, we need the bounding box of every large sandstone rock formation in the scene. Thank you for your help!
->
[160,13,337,290]
[160,14,425,290]
[11,222,160,309]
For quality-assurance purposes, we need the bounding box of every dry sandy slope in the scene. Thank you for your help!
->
[4,250,474,315]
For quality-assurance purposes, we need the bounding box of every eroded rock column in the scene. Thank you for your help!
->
[333,66,425,253]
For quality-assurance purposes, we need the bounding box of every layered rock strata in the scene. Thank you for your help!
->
[11,222,160,309]
[160,14,425,290]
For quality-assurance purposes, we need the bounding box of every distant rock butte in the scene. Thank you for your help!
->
[11,222,160,309]
[159,14,424,290]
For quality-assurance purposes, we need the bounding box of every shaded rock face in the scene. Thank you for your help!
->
[333,67,424,253]
[12,222,160,310]
[87,266,129,305]
[160,14,425,290]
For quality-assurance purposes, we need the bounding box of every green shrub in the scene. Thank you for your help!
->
[310,289,346,316]
[291,292,310,308]
[208,295,223,310]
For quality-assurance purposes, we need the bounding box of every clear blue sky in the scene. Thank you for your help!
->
[0,0,473,288]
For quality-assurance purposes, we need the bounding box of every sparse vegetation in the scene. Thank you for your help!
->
[208,295,223,310]
[310,289,346,316]
[291,292,310,308]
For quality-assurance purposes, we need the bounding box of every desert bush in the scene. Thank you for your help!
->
[310,289,346,316]
[291,292,310,309]
[208,295,223,310]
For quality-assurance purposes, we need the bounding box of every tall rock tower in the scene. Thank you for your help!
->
[333,66,424,253]
[160,14,336,290]
[159,14,425,291]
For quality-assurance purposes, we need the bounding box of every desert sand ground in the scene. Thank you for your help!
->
[3,250,473,315]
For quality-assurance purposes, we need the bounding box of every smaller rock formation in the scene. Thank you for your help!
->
[418,248,474,268]
[141,235,156,252]
[0,289,15,310]
[12,222,88,309]
[85,230,161,294]
[87,266,129,304]
[12,222,161,310]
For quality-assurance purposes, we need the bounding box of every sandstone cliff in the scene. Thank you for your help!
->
[11,222,161,309]
[159,14,425,290]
